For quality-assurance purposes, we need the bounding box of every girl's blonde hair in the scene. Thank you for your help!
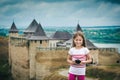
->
[72,31,86,47]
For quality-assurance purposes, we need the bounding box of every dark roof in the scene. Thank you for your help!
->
[24,19,38,33]
[86,39,97,48]
[24,19,47,38]
[9,22,18,33]
[34,23,46,36]
[76,23,82,32]
[52,31,72,40]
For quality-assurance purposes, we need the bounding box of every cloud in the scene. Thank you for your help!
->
[0,0,120,27]
[0,0,77,8]
[97,0,120,4]
[0,1,80,27]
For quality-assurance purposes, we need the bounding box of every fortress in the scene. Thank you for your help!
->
[8,19,119,80]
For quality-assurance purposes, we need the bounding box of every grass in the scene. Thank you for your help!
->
[49,58,69,72]
[98,50,120,65]
[43,71,67,80]
[0,37,13,80]
[86,65,120,80]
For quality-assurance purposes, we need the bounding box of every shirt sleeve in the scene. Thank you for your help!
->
[68,48,72,55]
[85,48,90,55]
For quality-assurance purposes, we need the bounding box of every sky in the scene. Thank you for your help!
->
[0,0,120,28]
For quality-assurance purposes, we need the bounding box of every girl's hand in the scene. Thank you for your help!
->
[70,61,76,65]
[67,55,76,65]
[80,61,86,64]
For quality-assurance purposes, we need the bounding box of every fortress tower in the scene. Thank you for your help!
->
[9,21,18,65]
[24,19,49,79]
[9,21,18,37]
[8,19,50,80]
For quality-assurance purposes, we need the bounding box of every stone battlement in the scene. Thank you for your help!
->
[9,36,27,46]
[36,46,70,51]
[98,48,118,53]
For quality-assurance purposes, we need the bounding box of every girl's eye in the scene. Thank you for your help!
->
[75,39,82,41]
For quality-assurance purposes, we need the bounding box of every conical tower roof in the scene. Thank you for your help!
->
[76,23,82,32]
[86,39,97,48]
[9,22,18,33]
[34,23,46,36]
[24,19,38,33]
[28,23,48,40]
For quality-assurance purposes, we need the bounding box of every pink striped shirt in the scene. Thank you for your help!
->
[68,47,89,68]
[68,47,90,75]
[71,54,87,68]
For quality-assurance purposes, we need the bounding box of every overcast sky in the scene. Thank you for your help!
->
[0,0,120,28]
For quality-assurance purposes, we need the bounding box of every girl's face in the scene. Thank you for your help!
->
[74,35,83,47]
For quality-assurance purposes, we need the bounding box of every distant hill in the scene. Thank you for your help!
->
[0,28,8,37]
[0,26,120,43]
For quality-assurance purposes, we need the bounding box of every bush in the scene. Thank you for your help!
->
[86,67,118,80]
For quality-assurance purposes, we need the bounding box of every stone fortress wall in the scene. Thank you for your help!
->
[9,36,29,80]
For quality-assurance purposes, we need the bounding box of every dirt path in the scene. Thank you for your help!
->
[58,69,98,80]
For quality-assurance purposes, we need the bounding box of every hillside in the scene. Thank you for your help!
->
[99,50,120,65]
[0,37,8,64]
[0,37,12,80]
[0,37,8,60]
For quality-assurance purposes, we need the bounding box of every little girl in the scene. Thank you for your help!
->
[67,31,92,80]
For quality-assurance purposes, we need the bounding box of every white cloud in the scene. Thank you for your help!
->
[0,0,120,27]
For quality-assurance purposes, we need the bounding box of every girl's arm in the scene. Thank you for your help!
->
[67,55,76,65]
[81,53,92,64]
